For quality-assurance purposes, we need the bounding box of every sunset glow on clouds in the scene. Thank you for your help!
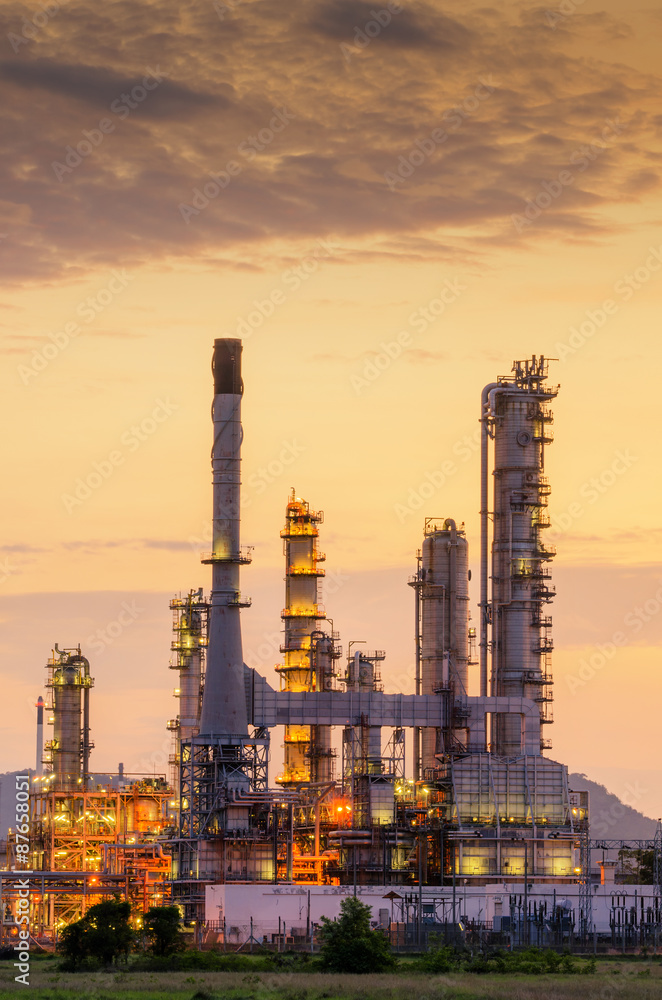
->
[1,1,661,815]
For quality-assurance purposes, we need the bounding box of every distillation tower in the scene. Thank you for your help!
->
[431,356,577,882]
[167,588,209,797]
[481,356,557,755]
[410,518,472,775]
[44,645,93,792]
[276,493,336,785]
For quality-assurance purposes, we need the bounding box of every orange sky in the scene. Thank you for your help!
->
[1,1,661,818]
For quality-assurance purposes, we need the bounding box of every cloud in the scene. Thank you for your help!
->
[0,58,223,117]
[60,538,193,553]
[309,1,472,52]
[0,543,48,553]
[0,0,660,283]
[404,349,448,363]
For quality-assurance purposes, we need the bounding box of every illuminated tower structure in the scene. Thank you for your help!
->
[276,492,337,784]
[410,518,472,775]
[176,340,270,902]
[29,645,171,933]
[44,646,93,792]
[482,356,558,755]
[167,588,209,799]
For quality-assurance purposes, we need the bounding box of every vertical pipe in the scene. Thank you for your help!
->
[444,519,458,696]
[479,382,500,699]
[35,697,44,777]
[414,551,421,781]
[82,683,90,790]
[286,804,293,882]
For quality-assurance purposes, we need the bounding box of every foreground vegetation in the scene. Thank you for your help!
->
[1,898,661,996]
[0,962,661,999]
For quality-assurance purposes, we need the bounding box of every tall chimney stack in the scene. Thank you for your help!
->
[198,339,250,738]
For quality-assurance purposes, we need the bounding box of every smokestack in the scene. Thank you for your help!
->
[198,339,250,738]
[36,696,44,777]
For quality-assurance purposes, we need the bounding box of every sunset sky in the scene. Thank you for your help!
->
[1,1,661,818]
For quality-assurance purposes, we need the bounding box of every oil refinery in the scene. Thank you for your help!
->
[2,340,661,949]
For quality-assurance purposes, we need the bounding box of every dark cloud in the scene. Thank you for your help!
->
[0,58,223,118]
[309,1,472,51]
[0,0,660,283]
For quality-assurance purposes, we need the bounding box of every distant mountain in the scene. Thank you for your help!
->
[569,772,658,841]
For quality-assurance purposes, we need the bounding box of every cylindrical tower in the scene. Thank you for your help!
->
[343,649,386,830]
[198,339,251,738]
[168,589,209,796]
[45,646,93,792]
[310,631,338,783]
[276,491,330,784]
[417,518,470,770]
[485,357,558,756]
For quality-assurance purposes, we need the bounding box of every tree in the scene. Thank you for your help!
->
[59,898,134,968]
[58,919,88,970]
[319,896,396,974]
[618,848,654,884]
[144,905,185,956]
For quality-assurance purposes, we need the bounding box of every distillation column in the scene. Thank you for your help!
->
[276,492,331,784]
[343,650,387,828]
[44,646,93,792]
[168,589,208,797]
[414,518,470,771]
[484,357,558,756]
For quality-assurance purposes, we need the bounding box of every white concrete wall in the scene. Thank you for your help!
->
[205,882,659,938]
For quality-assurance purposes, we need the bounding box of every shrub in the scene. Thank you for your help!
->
[319,896,396,974]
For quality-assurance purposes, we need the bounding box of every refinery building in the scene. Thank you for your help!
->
[3,341,660,949]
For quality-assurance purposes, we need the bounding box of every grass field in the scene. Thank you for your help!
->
[0,962,661,1000]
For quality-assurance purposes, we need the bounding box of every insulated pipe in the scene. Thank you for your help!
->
[82,682,90,790]
[35,696,44,777]
[443,519,457,689]
[479,382,500,698]
[198,339,248,738]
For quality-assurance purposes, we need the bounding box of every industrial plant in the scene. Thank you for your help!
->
[2,341,660,950]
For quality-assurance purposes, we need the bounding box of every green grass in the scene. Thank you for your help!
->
[0,964,661,999]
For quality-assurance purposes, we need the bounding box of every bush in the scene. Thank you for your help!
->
[144,905,185,956]
[58,898,133,969]
[419,944,459,973]
[319,896,396,974]
[131,950,264,972]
